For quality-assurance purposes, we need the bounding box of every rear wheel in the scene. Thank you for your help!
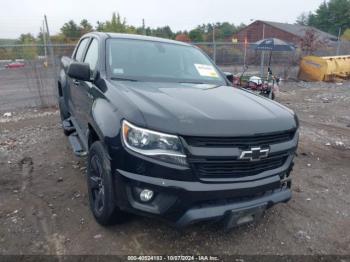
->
[59,97,73,136]
[87,141,126,226]
[58,96,69,121]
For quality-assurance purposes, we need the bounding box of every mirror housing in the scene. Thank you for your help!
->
[67,62,91,81]
[224,72,234,83]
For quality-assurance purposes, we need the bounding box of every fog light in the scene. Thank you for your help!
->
[140,189,154,202]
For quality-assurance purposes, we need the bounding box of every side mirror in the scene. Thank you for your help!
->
[224,72,234,83]
[67,62,91,81]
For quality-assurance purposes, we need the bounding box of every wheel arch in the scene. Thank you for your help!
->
[88,123,100,148]
[58,68,68,97]
[57,81,63,97]
[88,98,124,158]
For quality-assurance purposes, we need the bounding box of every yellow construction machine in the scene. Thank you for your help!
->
[298,55,350,82]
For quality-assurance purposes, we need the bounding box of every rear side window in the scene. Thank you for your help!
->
[84,39,99,71]
[74,38,89,62]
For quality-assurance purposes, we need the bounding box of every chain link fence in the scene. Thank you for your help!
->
[0,41,349,111]
[0,44,75,111]
[198,41,350,78]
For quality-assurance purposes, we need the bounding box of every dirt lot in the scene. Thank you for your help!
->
[0,81,349,256]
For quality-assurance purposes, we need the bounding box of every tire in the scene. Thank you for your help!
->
[87,141,125,226]
[59,96,70,121]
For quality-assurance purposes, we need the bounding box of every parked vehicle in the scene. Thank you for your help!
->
[5,62,25,69]
[58,32,299,229]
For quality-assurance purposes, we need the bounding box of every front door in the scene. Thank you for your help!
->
[75,38,100,135]
[68,37,90,122]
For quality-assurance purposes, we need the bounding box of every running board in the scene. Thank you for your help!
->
[62,118,76,135]
[68,132,88,157]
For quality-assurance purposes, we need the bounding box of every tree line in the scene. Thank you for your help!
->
[0,13,245,60]
[14,12,246,46]
[1,0,349,60]
[12,0,350,47]
[296,0,350,40]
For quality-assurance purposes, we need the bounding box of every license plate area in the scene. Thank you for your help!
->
[224,204,266,229]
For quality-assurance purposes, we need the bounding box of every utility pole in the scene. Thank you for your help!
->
[243,36,248,69]
[44,14,57,89]
[260,23,266,78]
[336,27,342,56]
[44,14,54,66]
[42,21,47,59]
[44,15,51,44]
[212,23,216,63]
[142,19,146,35]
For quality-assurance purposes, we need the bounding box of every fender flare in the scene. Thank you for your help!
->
[89,98,124,152]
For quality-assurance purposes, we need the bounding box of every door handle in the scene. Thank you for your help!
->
[72,79,80,85]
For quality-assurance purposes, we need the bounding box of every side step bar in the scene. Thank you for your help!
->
[68,132,88,157]
[62,118,76,135]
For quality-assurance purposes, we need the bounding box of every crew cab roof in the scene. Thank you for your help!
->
[83,32,191,46]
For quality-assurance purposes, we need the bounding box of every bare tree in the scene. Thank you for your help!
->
[300,28,327,55]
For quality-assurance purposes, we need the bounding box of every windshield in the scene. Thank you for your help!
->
[107,38,226,85]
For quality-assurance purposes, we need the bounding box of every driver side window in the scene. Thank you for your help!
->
[84,39,99,72]
[74,38,89,62]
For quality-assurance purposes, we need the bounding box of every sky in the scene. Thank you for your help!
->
[0,0,325,39]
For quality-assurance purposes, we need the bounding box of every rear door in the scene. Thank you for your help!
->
[67,37,90,119]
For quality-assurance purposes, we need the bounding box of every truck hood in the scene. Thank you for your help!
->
[111,81,296,136]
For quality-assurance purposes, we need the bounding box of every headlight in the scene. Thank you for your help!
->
[122,120,187,166]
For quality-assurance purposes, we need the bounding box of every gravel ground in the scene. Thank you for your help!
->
[0,81,349,256]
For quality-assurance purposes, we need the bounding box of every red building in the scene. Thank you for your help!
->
[235,20,337,46]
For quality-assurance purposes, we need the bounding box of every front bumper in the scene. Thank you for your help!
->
[115,169,292,227]
[177,188,291,228]
[109,129,298,227]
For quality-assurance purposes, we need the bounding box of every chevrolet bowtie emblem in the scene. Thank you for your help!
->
[239,147,270,161]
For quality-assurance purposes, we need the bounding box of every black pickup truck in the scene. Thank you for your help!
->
[58,32,299,229]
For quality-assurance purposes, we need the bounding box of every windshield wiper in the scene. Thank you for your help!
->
[111,77,138,82]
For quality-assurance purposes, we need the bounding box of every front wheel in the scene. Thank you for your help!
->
[87,141,126,226]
